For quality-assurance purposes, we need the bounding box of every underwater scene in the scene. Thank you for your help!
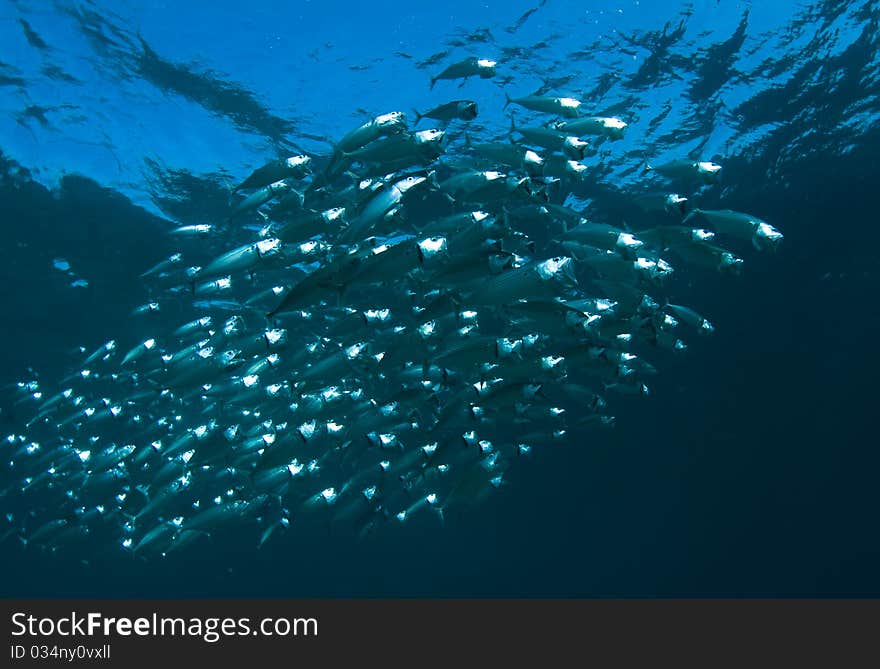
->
[1,0,878,597]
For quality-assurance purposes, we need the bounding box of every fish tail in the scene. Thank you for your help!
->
[429,76,437,90]
[412,108,423,124]
[503,90,512,109]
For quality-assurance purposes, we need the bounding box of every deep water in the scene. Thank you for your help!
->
[1,0,879,596]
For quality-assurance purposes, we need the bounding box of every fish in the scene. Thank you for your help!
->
[414,100,478,124]
[321,112,409,182]
[646,159,723,184]
[131,302,160,316]
[664,304,714,335]
[504,92,582,118]
[513,125,591,160]
[169,224,215,237]
[633,192,689,216]
[683,209,784,252]
[6,58,784,559]
[233,155,312,192]
[197,238,283,279]
[141,253,182,279]
[553,116,627,140]
[562,222,645,256]
[337,112,408,155]
[541,156,590,181]
[343,129,445,168]
[230,179,292,218]
[464,137,544,175]
[430,58,496,89]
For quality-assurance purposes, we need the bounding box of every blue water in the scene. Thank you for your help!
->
[1,0,879,596]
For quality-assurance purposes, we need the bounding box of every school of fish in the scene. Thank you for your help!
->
[2,56,784,558]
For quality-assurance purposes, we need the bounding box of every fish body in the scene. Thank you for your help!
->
[634,192,689,215]
[340,174,430,243]
[439,170,533,204]
[198,238,283,278]
[230,179,291,218]
[141,253,182,279]
[169,224,215,237]
[504,93,581,118]
[272,207,346,244]
[324,112,409,181]
[684,209,783,251]
[647,159,722,184]
[466,140,544,175]
[233,155,312,192]
[541,155,590,181]
[430,58,496,89]
[563,223,645,256]
[554,116,627,140]
[337,112,408,155]
[344,129,445,166]
[414,100,478,124]
[515,126,590,160]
